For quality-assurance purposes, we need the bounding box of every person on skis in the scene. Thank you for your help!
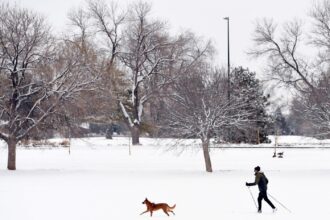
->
[246,166,276,213]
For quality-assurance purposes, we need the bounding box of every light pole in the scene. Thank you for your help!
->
[223,17,230,103]
[224,17,231,142]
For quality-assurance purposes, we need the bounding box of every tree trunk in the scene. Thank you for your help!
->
[202,138,212,172]
[7,138,17,170]
[105,127,113,139]
[131,124,140,145]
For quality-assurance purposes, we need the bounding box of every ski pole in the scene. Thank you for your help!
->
[268,192,292,213]
[246,186,258,209]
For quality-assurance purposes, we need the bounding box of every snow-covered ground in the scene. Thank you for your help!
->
[0,136,329,220]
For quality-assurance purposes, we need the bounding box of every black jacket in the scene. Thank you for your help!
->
[247,171,269,191]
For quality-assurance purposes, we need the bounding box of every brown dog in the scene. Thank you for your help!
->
[140,198,176,217]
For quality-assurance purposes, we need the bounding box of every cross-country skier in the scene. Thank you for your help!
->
[246,166,277,213]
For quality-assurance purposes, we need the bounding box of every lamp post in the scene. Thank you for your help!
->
[223,17,230,102]
[224,17,231,142]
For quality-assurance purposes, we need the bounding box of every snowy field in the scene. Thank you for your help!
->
[0,136,330,220]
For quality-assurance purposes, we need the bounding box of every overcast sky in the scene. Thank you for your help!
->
[12,0,315,71]
[13,0,319,111]
[14,0,316,72]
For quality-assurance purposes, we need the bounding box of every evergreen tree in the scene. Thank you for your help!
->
[226,67,271,143]
[272,108,291,135]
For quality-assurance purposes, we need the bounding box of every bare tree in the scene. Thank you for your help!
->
[87,0,125,67]
[0,4,98,170]
[117,2,177,145]
[67,7,91,54]
[310,0,330,63]
[250,18,314,93]
[250,1,330,137]
[67,0,129,136]
[290,71,330,137]
[162,66,252,172]
[67,0,125,74]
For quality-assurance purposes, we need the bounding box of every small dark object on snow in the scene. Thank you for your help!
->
[277,152,284,158]
[272,152,277,158]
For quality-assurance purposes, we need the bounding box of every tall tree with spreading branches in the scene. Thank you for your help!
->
[250,0,330,137]
[0,4,98,170]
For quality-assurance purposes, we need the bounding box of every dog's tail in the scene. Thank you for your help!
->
[169,204,176,210]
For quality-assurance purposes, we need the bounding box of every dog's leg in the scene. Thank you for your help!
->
[140,210,148,215]
[163,210,170,216]
[170,210,175,215]
[150,211,153,217]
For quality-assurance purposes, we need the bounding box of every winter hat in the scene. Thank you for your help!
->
[254,166,260,172]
